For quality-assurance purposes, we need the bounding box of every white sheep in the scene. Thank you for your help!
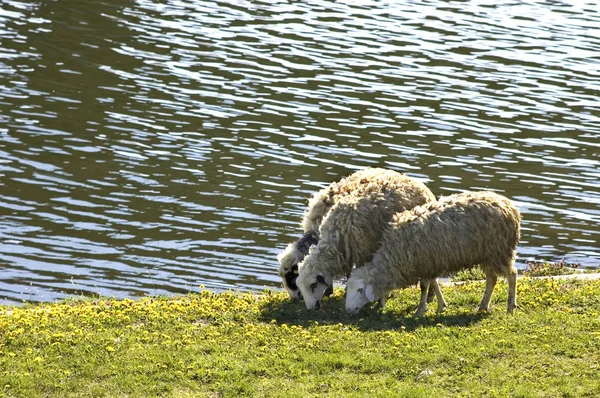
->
[278,168,436,300]
[294,173,443,310]
[345,191,521,315]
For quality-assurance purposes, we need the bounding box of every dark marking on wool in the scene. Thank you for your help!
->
[283,231,319,297]
[296,230,319,255]
[284,264,300,293]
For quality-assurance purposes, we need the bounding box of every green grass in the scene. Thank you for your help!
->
[1,278,600,397]
[449,266,486,282]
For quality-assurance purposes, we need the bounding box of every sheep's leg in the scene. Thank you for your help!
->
[507,267,517,314]
[426,282,436,303]
[430,278,447,313]
[478,271,498,312]
[415,280,430,316]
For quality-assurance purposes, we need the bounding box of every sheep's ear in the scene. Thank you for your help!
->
[365,285,375,302]
[316,274,327,285]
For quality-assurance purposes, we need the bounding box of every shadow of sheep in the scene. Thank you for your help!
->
[257,291,489,332]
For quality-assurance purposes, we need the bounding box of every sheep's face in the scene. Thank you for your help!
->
[280,265,302,300]
[277,243,303,300]
[277,231,319,300]
[345,277,376,314]
[296,272,332,310]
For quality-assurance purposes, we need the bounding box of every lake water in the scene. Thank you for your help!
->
[1,0,599,304]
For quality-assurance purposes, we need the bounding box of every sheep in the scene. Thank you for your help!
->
[294,172,443,311]
[345,191,521,315]
[277,230,328,300]
[278,168,436,300]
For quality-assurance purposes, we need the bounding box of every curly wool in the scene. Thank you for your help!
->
[279,168,436,300]
[298,172,436,286]
[279,168,405,276]
[301,168,434,234]
[353,191,521,301]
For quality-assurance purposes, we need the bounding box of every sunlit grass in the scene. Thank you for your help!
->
[449,266,486,282]
[1,278,599,397]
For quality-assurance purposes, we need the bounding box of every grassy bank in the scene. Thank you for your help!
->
[1,277,599,397]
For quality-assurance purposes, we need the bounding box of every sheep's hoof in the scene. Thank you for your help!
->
[414,307,427,317]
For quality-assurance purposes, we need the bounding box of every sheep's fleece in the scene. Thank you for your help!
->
[278,168,436,300]
[295,172,439,310]
[345,190,521,315]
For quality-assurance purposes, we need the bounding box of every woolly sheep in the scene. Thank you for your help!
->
[277,230,327,300]
[345,191,521,315]
[295,173,441,310]
[278,168,436,300]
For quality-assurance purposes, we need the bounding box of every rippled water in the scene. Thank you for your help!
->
[1,0,599,304]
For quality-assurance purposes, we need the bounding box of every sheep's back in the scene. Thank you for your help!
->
[318,184,432,271]
[303,168,435,233]
[381,191,521,282]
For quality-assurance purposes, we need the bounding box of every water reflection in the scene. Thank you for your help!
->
[0,0,599,304]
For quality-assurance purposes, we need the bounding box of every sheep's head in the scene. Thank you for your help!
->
[296,271,332,310]
[280,264,302,300]
[277,244,303,300]
[345,275,377,314]
[277,231,319,300]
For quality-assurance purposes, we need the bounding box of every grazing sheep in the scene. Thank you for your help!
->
[278,168,436,300]
[295,173,441,310]
[345,191,521,315]
[277,230,326,300]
